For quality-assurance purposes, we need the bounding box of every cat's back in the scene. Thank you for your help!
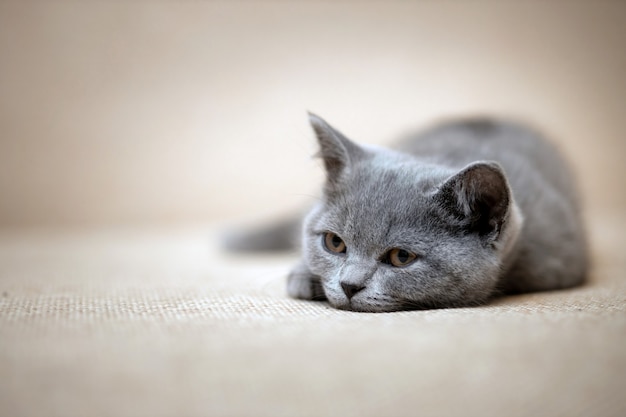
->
[398,118,587,292]
[399,118,578,206]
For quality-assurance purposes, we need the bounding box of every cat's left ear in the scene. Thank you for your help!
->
[308,112,365,184]
[435,161,511,239]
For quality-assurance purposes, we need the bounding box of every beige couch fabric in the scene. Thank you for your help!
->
[1,218,625,417]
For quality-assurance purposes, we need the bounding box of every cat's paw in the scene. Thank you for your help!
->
[287,263,327,301]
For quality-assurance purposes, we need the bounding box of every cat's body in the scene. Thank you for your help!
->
[394,119,587,295]
[232,114,588,312]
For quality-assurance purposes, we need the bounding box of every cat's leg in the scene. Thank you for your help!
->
[287,261,327,301]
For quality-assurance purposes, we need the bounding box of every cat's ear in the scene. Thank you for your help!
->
[435,161,511,238]
[308,112,364,183]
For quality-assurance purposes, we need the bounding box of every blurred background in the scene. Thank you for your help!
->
[0,0,624,230]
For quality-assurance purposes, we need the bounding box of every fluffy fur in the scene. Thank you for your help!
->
[233,113,588,312]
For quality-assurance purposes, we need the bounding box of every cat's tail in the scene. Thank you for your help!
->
[221,215,302,252]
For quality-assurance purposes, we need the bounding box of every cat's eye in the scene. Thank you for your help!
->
[323,232,346,254]
[383,248,417,267]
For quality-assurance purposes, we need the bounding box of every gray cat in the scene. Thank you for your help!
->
[231,113,588,312]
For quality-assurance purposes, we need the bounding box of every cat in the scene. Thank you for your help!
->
[228,113,588,312]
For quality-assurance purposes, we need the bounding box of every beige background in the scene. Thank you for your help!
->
[1,0,625,229]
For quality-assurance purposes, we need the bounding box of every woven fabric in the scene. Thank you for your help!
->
[1,220,625,417]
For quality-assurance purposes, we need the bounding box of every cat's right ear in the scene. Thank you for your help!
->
[434,161,512,240]
[308,112,364,184]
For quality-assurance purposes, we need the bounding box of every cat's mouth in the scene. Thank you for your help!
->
[325,282,441,312]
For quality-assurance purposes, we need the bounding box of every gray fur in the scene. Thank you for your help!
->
[223,215,301,252]
[284,113,588,312]
[229,113,588,312]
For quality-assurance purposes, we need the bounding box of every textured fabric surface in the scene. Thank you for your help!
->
[1,217,625,417]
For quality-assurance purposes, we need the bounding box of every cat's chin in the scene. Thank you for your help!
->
[329,298,407,313]
[334,303,391,313]
[329,294,470,312]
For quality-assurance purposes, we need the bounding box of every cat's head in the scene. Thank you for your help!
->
[302,113,523,312]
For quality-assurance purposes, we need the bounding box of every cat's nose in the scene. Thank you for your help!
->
[341,282,365,299]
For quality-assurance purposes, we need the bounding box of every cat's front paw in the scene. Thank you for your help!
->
[287,262,327,301]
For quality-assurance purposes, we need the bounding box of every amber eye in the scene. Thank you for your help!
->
[323,232,346,254]
[385,248,417,267]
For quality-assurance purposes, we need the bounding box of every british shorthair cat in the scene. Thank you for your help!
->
[228,113,588,312]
